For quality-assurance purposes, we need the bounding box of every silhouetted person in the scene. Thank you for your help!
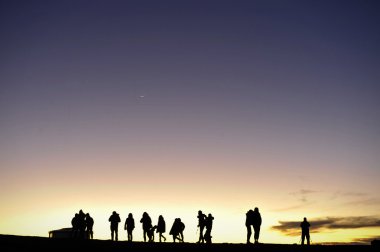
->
[169,218,185,242]
[157,215,166,242]
[245,209,253,243]
[124,213,135,242]
[71,213,79,238]
[246,208,262,244]
[301,217,310,245]
[252,207,262,244]
[109,211,121,241]
[85,213,94,239]
[197,210,206,243]
[178,218,185,242]
[204,213,214,244]
[140,212,152,242]
[77,210,86,239]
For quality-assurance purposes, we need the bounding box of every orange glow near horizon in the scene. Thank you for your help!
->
[1,156,379,244]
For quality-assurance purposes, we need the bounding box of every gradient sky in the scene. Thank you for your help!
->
[1,0,379,244]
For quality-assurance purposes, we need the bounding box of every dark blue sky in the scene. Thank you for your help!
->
[1,0,379,152]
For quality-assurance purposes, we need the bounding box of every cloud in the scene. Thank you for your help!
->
[273,202,313,212]
[320,236,380,245]
[290,189,318,203]
[329,190,368,201]
[343,198,380,206]
[351,236,380,245]
[271,216,380,236]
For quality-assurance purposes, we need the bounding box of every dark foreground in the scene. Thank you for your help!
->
[0,235,376,252]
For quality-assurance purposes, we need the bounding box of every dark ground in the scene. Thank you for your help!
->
[0,235,376,252]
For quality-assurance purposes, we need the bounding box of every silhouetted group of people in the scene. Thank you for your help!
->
[114,211,168,243]
[108,211,192,243]
[197,210,214,244]
[245,207,262,244]
[71,209,94,239]
[70,208,311,245]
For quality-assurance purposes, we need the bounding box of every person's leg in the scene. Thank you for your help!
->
[143,230,147,242]
[199,226,204,243]
[115,230,118,241]
[254,226,260,243]
[111,230,114,241]
[301,233,305,245]
[306,233,310,245]
[246,225,252,243]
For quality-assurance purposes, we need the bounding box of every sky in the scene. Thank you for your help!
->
[0,0,379,245]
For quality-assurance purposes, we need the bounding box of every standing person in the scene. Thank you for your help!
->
[124,213,135,242]
[140,212,152,242]
[71,213,79,238]
[204,213,214,244]
[157,215,166,242]
[245,209,254,244]
[85,213,94,239]
[252,207,262,244]
[197,210,206,243]
[109,211,121,241]
[77,210,86,239]
[300,217,311,245]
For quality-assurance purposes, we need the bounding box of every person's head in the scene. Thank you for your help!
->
[86,213,89,217]
[304,217,307,221]
[159,215,163,220]
[254,207,259,212]
[129,213,133,218]
[113,211,116,215]
[198,210,202,214]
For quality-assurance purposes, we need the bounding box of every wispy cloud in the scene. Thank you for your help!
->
[329,190,380,206]
[290,189,318,203]
[342,197,380,206]
[271,216,380,236]
[329,190,368,201]
[290,189,318,204]
[271,189,317,212]
[272,202,313,212]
